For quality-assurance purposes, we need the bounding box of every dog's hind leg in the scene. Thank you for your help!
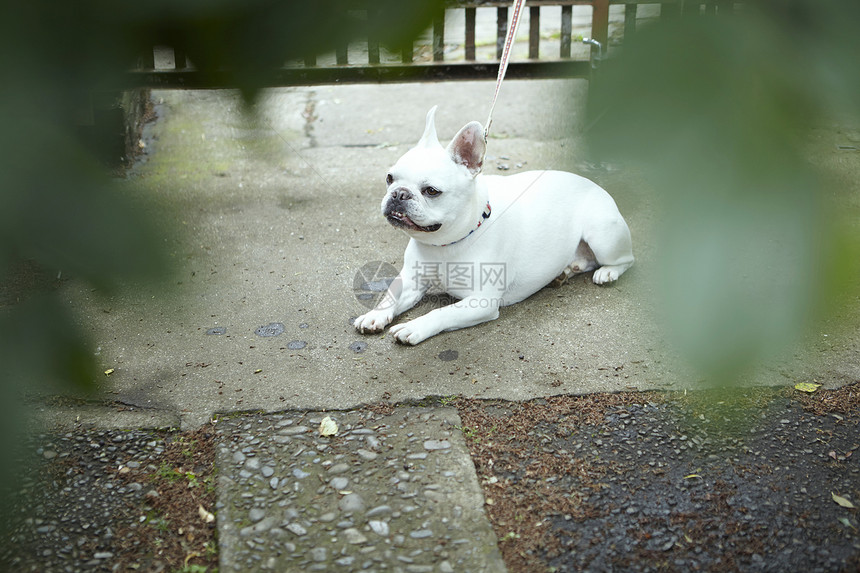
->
[587,217,634,285]
[549,240,599,287]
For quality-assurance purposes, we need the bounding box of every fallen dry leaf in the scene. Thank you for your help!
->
[319,416,338,436]
[831,492,856,509]
[795,382,821,393]
[198,504,215,523]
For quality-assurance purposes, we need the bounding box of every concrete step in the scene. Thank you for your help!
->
[215,406,506,572]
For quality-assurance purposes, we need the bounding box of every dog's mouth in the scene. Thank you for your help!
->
[386,211,442,233]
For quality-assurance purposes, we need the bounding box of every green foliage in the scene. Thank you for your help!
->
[155,463,206,489]
[587,1,860,385]
[0,0,442,517]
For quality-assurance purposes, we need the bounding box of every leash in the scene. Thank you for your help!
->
[484,0,527,141]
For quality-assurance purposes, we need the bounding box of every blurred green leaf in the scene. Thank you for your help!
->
[0,0,442,515]
[0,294,97,394]
[0,0,443,380]
[588,3,860,384]
[3,0,445,101]
[0,118,171,292]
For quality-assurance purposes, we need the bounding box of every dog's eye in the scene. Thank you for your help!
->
[422,186,442,197]
[386,174,394,185]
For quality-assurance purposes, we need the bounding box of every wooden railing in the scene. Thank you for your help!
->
[123,0,735,89]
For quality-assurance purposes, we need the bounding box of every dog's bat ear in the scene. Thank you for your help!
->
[447,121,485,177]
[417,105,440,148]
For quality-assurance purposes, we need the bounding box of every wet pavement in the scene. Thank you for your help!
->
[14,72,860,572]
[35,79,860,433]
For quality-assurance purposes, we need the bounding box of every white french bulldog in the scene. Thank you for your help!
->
[354,106,634,345]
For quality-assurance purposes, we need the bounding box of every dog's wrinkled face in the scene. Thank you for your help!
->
[380,106,485,245]
[382,146,469,237]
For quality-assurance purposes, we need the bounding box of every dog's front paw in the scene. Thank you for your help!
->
[354,309,393,334]
[389,320,432,345]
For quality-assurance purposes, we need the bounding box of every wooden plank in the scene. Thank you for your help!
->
[174,47,187,70]
[367,8,380,64]
[461,1,597,6]
[336,45,348,65]
[529,6,540,59]
[465,7,477,60]
[120,61,592,90]
[458,1,687,6]
[607,0,681,4]
[624,3,637,42]
[368,38,380,65]
[433,12,445,61]
[141,47,155,70]
[591,0,609,47]
[496,6,508,59]
[560,5,572,58]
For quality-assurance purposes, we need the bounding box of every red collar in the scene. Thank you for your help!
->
[434,202,492,247]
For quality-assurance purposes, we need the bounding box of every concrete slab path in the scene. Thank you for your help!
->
[216,406,506,572]
[42,79,859,431]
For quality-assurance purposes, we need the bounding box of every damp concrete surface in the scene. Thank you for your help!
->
[41,79,860,430]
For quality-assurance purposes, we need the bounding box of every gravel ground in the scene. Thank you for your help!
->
[0,426,218,572]
[2,383,858,572]
[455,383,860,572]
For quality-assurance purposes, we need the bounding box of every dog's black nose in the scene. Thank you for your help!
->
[392,188,412,202]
